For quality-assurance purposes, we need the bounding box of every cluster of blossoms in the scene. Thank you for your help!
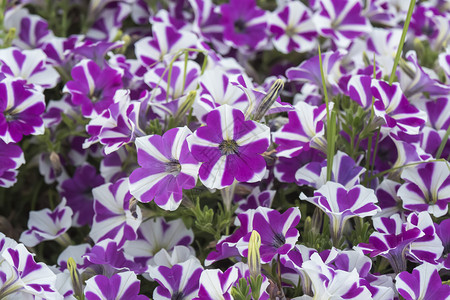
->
[1,0,450,298]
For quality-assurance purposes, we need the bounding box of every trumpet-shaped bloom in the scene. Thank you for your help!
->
[301,181,380,242]
[84,271,148,300]
[20,198,73,247]
[187,105,270,189]
[395,262,450,300]
[129,126,200,211]
[90,178,142,248]
[0,78,45,144]
[398,161,450,217]
[268,1,317,54]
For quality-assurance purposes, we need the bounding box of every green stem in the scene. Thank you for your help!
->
[367,159,446,182]
[318,45,334,181]
[389,0,416,85]
[436,126,450,159]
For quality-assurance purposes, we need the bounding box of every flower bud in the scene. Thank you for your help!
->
[248,230,261,279]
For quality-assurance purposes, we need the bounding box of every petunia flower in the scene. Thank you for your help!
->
[313,0,372,49]
[220,0,268,51]
[90,178,142,248]
[63,59,123,118]
[301,181,380,244]
[268,1,317,54]
[194,267,238,300]
[84,271,148,300]
[0,78,46,144]
[187,105,270,189]
[0,47,60,89]
[0,140,25,188]
[124,218,194,268]
[129,126,200,210]
[0,234,61,299]
[395,262,450,300]
[20,198,73,247]
[398,161,450,217]
[148,258,203,300]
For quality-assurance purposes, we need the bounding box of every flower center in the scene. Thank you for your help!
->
[219,139,239,155]
[171,292,184,300]
[285,25,296,37]
[234,19,246,33]
[165,159,181,174]
[271,232,286,249]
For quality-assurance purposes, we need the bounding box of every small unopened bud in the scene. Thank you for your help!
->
[253,79,284,122]
[49,151,62,177]
[248,230,261,279]
[67,257,83,298]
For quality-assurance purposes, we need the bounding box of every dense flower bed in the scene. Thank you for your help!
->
[0,0,450,299]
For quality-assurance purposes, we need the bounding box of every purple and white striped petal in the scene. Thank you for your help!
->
[187,105,270,189]
[90,178,142,248]
[135,23,198,67]
[272,101,329,158]
[395,263,450,300]
[149,258,203,300]
[124,218,194,267]
[313,0,372,49]
[303,181,380,241]
[0,47,60,89]
[398,161,450,217]
[195,267,238,300]
[268,1,317,54]
[84,271,148,300]
[0,140,25,187]
[0,78,45,144]
[20,198,73,247]
[129,126,200,210]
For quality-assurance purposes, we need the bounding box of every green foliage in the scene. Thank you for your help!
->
[231,278,251,300]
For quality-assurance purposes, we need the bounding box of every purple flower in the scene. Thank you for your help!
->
[135,23,198,67]
[129,126,200,210]
[301,181,380,243]
[0,47,60,89]
[0,78,45,144]
[84,271,148,300]
[235,187,275,214]
[195,267,238,300]
[0,235,60,299]
[0,140,25,188]
[86,2,131,42]
[295,150,365,189]
[272,101,329,158]
[268,1,317,54]
[64,59,123,118]
[20,198,73,247]
[220,0,268,51]
[207,207,300,264]
[313,0,372,49]
[90,178,142,248]
[274,148,325,183]
[187,105,270,189]
[375,179,403,218]
[398,161,450,217]
[148,258,203,299]
[124,218,194,267]
[286,50,345,96]
[60,164,105,227]
[358,214,422,273]
[395,262,450,299]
